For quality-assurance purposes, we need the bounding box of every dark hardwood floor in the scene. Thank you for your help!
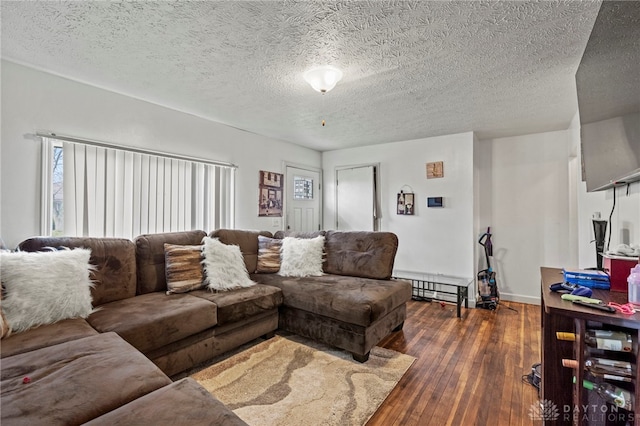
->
[369,299,541,426]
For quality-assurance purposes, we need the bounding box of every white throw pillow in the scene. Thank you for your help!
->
[0,291,11,339]
[278,236,325,277]
[0,248,94,333]
[202,237,256,291]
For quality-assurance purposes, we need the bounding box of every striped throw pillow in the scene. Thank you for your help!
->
[256,236,282,273]
[164,244,204,294]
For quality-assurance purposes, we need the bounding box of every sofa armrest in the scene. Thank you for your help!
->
[17,236,136,306]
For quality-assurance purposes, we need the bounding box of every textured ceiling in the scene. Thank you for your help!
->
[1,1,602,151]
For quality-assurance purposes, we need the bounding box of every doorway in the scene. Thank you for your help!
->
[335,164,379,231]
[285,164,322,232]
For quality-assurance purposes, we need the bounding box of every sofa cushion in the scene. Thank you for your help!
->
[0,332,171,426]
[135,230,207,294]
[164,243,205,294]
[252,273,412,327]
[87,292,217,354]
[17,237,137,306]
[0,318,98,359]
[0,248,94,333]
[256,235,282,273]
[84,378,248,426]
[191,284,283,325]
[210,229,273,273]
[324,230,399,279]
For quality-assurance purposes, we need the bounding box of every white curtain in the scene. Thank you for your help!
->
[52,139,234,239]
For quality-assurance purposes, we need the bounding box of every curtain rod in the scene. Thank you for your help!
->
[34,131,238,169]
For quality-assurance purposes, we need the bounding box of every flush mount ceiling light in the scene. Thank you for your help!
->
[303,66,343,93]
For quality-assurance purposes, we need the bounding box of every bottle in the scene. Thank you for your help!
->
[562,358,634,382]
[556,330,633,352]
[575,377,634,411]
[628,264,640,306]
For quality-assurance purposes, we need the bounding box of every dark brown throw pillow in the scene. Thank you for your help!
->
[164,244,204,294]
[256,236,282,273]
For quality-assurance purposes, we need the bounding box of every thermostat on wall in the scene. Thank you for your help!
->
[427,197,443,208]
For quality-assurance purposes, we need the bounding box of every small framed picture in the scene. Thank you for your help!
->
[397,192,415,215]
[426,161,444,179]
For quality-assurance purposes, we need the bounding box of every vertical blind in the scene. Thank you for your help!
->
[42,136,235,239]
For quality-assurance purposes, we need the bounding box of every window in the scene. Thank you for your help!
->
[52,143,64,236]
[293,176,314,200]
[41,136,235,239]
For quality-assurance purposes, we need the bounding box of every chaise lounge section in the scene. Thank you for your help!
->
[213,229,412,362]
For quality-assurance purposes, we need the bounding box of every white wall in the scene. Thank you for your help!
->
[322,133,476,286]
[481,130,575,304]
[474,132,493,274]
[0,61,321,248]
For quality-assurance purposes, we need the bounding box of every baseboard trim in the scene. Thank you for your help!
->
[498,292,540,305]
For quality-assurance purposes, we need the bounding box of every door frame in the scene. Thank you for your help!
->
[334,163,380,231]
[283,161,323,232]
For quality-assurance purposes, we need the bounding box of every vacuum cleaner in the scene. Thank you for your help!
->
[477,227,499,310]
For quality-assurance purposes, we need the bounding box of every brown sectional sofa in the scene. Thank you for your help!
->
[1,229,411,425]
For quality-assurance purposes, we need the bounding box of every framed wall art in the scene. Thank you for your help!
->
[426,161,444,179]
[397,191,415,215]
[258,170,283,217]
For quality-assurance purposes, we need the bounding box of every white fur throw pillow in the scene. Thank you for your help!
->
[202,237,255,291]
[0,248,94,333]
[278,236,325,277]
[0,291,11,339]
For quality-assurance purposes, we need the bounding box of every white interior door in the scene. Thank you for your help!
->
[285,166,321,232]
[336,165,377,231]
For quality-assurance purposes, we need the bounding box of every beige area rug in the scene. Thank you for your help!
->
[191,334,415,426]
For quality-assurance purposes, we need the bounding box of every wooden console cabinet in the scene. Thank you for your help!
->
[541,267,640,425]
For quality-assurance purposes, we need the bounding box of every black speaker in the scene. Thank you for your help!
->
[592,220,607,269]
